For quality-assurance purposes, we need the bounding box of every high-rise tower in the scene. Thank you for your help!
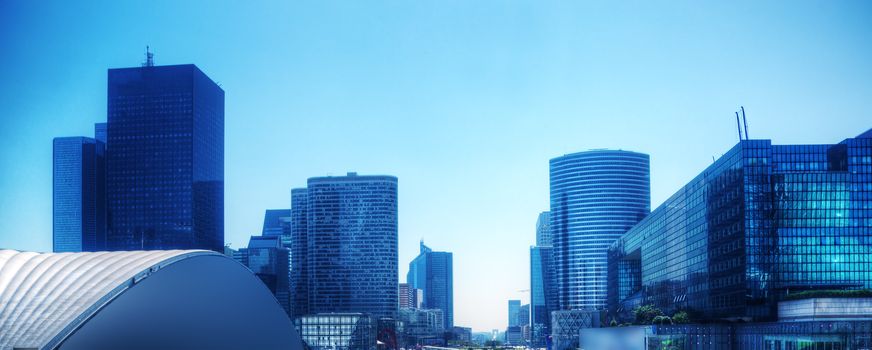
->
[550,150,650,310]
[106,63,224,252]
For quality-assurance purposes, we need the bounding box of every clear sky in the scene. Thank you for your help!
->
[0,0,870,332]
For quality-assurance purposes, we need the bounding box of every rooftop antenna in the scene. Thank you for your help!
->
[741,106,749,140]
[735,111,744,141]
[142,46,154,67]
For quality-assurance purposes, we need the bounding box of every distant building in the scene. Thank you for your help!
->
[550,150,650,311]
[106,63,224,252]
[535,211,551,246]
[290,188,309,319]
[518,304,530,331]
[53,136,106,252]
[399,283,422,309]
[299,173,398,320]
[507,300,521,327]
[407,241,454,329]
[262,209,292,248]
[504,326,522,346]
[296,313,375,350]
[530,245,555,346]
[449,327,472,345]
[245,235,291,316]
[398,308,445,346]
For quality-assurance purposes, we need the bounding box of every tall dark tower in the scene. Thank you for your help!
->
[106,61,224,252]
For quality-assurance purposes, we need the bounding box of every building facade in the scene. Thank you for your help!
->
[305,173,398,320]
[536,211,552,246]
[106,64,224,252]
[507,300,521,327]
[550,150,650,311]
[608,129,872,322]
[531,209,557,346]
[296,313,375,350]
[262,209,292,248]
[399,283,422,309]
[290,188,309,319]
[244,235,291,317]
[53,137,106,252]
[407,241,454,329]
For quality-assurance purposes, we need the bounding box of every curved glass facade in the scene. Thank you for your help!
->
[305,173,398,320]
[550,150,650,310]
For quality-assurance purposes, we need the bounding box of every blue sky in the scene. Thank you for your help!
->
[0,1,870,331]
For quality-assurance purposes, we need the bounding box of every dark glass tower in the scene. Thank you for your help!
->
[106,64,224,252]
[306,173,398,320]
[550,150,650,310]
[607,129,872,322]
[245,235,292,317]
[52,137,106,252]
[290,188,309,319]
[407,241,454,329]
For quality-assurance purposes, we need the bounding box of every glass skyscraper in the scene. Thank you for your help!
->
[290,188,309,319]
[536,211,551,246]
[303,173,398,320]
[52,136,106,252]
[507,300,521,327]
[550,150,650,310]
[106,64,224,252]
[245,235,291,316]
[530,245,555,346]
[608,129,872,322]
[407,241,454,329]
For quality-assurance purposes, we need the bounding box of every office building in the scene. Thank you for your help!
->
[507,300,521,327]
[304,173,398,320]
[0,249,303,350]
[295,313,374,350]
[407,241,454,329]
[550,150,650,311]
[608,130,872,322]
[530,245,555,346]
[290,188,309,319]
[398,308,445,346]
[106,63,224,252]
[504,326,522,346]
[245,235,291,316]
[53,137,106,252]
[399,283,422,309]
[518,304,530,330]
[262,209,292,248]
[536,211,551,246]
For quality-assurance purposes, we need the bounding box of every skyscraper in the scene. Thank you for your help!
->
[530,245,554,346]
[245,235,291,316]
[550,150,650,310]
[290,188,309,319]
[262,209,291,237]
[305,173,398,320]
[535,211,551,246]
[507,300,521,327]
[407,241,454,329]
[262,209,292,249]
[52,137,105,252]
[106,63,224,252]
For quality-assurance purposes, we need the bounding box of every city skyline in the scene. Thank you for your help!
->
[2,1,872,332]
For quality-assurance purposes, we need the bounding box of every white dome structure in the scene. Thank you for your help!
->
[0,249,302,350]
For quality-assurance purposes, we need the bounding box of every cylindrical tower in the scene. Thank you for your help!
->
[549,150,650,310]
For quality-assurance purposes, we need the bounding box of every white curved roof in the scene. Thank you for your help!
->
[0,249,216,350]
